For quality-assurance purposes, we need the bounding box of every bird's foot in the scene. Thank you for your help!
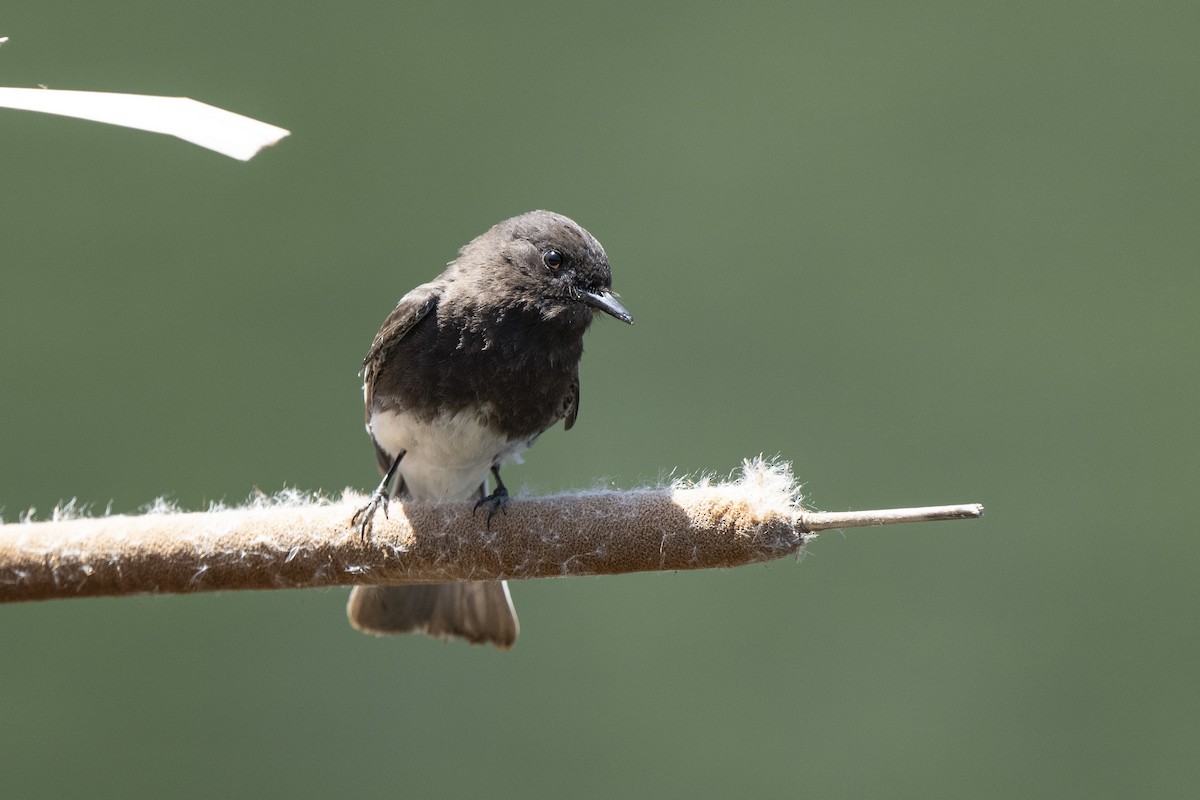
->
[351,490,390,541]
[473,485,510,529]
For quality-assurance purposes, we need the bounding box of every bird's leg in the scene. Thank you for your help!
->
[351,451,404,540]
[474,465,510,528]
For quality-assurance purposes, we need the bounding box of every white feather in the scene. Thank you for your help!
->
[367,408,531,502]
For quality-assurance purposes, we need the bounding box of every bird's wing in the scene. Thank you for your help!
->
[563,374,580,431]
[361,281,442,405]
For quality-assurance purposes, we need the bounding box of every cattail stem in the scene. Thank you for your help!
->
[799,504,984,531]
[0,461,982,604]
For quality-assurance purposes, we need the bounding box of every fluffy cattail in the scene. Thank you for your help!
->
[0,459,981,604]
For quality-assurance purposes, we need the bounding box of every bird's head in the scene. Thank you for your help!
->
[456,210,633,327]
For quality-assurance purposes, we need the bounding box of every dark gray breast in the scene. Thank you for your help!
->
[368,298,586,441]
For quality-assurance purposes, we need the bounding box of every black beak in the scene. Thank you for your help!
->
[580,288,634,324]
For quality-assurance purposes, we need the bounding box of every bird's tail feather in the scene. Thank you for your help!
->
[347,581,519,650]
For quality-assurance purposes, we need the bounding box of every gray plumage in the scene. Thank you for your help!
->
[348,210,632,648]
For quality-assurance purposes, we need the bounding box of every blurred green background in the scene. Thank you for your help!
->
[2,1,1197,797]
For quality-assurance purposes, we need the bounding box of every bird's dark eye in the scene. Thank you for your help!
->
[542,250,563,270]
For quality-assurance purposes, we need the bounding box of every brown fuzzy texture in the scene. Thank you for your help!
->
[0,460,809,604]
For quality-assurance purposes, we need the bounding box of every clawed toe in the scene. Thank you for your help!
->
[473,486,509,529]
[351,491,390,540]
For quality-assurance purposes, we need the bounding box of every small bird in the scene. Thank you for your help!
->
[348,210,633,648]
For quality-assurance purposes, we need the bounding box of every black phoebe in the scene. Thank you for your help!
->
[348,210,633,648]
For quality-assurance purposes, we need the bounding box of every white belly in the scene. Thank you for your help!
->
[367,407,530,502]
